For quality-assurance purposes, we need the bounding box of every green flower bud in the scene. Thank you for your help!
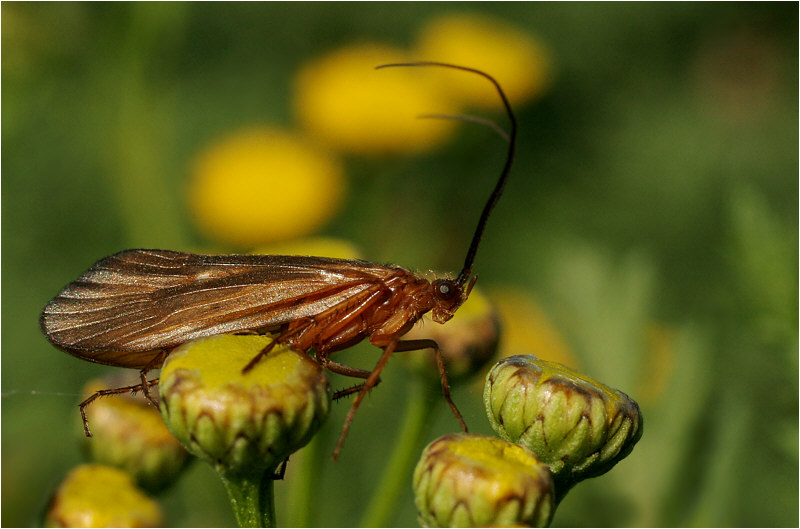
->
[159,334,330,477]
[413,433,554,528]
[402,287,501,383]
[81,375,190,493]
[484,355,643,496]
[45,464,164,527]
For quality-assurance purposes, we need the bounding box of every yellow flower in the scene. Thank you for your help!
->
[188,127,345,248]
[46,464,164,528]
[250,236,363,260]
[491,287,578,369]
[293,43,458,155]
[415,13,552,109]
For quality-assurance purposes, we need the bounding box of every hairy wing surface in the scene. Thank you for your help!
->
[41,249,397,366]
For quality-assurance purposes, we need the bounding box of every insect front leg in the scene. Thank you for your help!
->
[392,339,468,433]
[79,378,160,437]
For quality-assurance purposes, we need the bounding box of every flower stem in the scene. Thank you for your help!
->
[287,436,321,527]
[553,476,576,506]
[220,471,277,528]
[360,379,436,527]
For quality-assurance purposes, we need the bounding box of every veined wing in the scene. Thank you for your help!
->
[40,249,399,367]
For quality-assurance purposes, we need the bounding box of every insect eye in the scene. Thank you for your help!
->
[433,279,459,301]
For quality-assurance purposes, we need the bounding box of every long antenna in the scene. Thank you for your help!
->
[375,61,517,286]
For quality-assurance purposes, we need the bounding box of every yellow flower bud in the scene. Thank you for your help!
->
[46,464,164,528]
[414,433,554,527]
[159,334,330,477]
[159,335,331,526]
[188,127,345,247]
[81,375,190,493]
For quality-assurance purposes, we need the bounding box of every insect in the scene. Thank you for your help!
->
[40,61,517,459]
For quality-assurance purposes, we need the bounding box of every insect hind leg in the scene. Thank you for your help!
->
[331,340,397,460]
[393,338,468,433]
[79,378,160,437]
[140,350,168,408]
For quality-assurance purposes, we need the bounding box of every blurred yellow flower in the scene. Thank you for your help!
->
[415,13,552,108]
[250,236,363,260]
[293,43,458,155]
[639,323,677,405]
[491,287,578,369]
[188,127,345,248]
[46,464,164,528]
[81,376,190,493]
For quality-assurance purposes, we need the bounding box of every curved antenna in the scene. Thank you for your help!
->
[375,61,517,286]
[418,113,511,143]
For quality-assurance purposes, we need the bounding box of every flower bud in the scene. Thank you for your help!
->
[81,374,190,493]
[402,286,501,384]
[413,433,554,528]
[484,355,643,493]
[45,464,164,528]
[158,334,330,477]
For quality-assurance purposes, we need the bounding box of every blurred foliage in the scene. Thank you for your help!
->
[2,3,797,527]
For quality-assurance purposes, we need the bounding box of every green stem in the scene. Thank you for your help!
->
[220,472,277,528]
[286,436,321,527]
[553,476,576,507]
[360,379,436,527]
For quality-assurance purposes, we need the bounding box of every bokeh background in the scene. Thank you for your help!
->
[3,3,797,527]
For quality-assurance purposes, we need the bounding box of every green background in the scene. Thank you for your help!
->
[3,3,797,527]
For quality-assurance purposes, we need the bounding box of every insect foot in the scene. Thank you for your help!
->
[80,374,191,493]
[45,464,165,528]
[158,334,331,527]
[413,433,554,528]
[484,355,643,503]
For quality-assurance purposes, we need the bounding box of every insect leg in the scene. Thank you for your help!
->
[393,339,468,433]
[79,379,160,437]
[332,337,398,460]
[317,357,378,400]
[139,350,168,408]
[241,338,277,373]
[241,320,317,374]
